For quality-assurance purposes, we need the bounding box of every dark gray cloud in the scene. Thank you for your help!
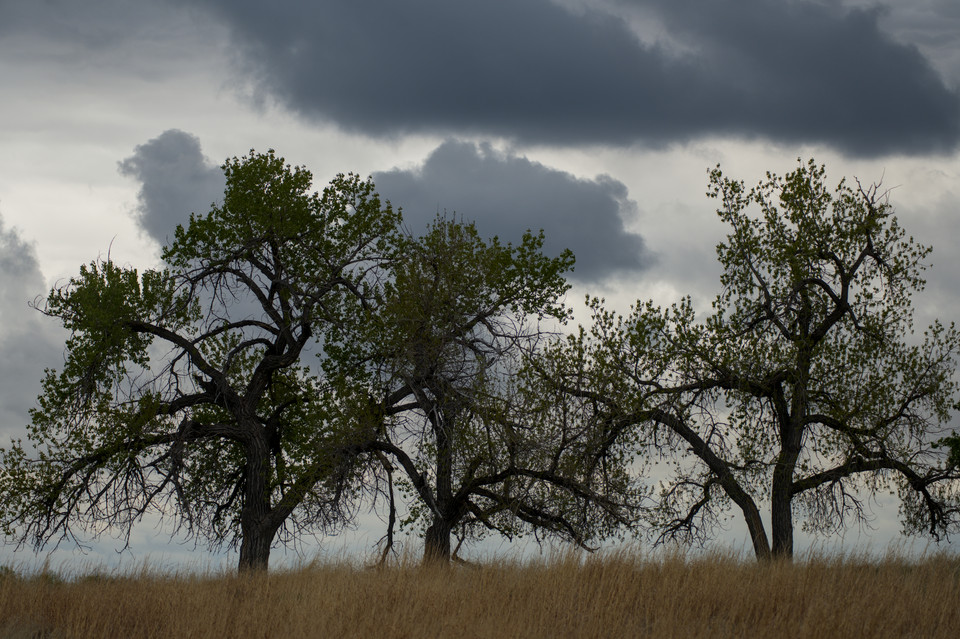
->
[118,130,225,246]
[0,0,134,40]
[0,218,64,442]
[373,140,648,283]
[865,0,960,83]
[187,0,960,156]
[0,0,204,62]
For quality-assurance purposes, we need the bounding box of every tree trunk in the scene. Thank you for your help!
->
[770,411,804,560]
[770,420,803,560]
[770,481,794,560]
[711,459,771,561]
[239,522,273,571]
[769,338,810,560]
[769,431,800,560]
[770,440,800,561]
[424,391,456,564]
[238,432,275,572]
[741,500,772,562]
[423,516,453,564]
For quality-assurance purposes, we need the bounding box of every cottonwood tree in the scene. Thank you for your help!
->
[538,160,960,560]
[0,151,401,571]
[344,218,635,562]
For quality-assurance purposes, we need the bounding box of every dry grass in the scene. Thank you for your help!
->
[1,550,958,638]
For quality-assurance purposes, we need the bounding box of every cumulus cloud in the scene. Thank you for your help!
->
[0,218,64,442]
[118,129,225,246]
[189,0,960,156]
[373,140,649,283]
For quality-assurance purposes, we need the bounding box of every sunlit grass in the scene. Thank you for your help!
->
[1,548,957,638]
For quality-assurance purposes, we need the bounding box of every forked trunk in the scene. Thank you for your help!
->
[770,415,803,560]
[768,347,809,561]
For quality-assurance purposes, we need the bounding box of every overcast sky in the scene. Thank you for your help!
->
[2,0,959,571]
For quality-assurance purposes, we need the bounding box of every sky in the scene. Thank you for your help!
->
[2,0,960,571]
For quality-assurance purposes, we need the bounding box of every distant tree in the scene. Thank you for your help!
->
[538,160,960,560]
[345,218,635,562]
[0,151,401,571]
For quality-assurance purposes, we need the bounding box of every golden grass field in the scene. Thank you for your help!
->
[1,550,958,638]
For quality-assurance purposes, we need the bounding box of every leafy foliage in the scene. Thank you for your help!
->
[346,217,633,561]
[0,151,402,570]
[538,159,960,559]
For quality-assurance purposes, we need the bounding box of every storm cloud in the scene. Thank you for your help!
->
[118,129,225,246]
[190,0,960,156]
[374,140,649,283]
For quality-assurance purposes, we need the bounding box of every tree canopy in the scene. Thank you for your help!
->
[0,150,402,571]
[537,159,960,560]
[4,154,958,570]
[0,152,631,570]
[342,217,635,562]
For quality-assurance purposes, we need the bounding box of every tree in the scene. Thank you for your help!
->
[539,159,960,560]
[0,150,402,571]
[344,217,634,562]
